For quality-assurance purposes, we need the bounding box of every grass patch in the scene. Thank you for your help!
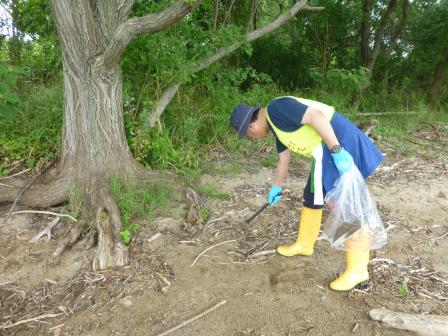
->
[260,152,278,168]
[201,161,244,177]
[110,176,172,244]
[197,183,230,200]
[398,279,410,297]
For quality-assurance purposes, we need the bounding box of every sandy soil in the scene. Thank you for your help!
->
[1,143,448,336]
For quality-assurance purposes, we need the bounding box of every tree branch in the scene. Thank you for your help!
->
[223,0,236,25]
[212,0,220,31]
[100,0,203,70]
[116,0,134,22]
[367,0,398,71]
[148,0,324,126]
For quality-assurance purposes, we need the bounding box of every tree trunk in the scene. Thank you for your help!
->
[49,0,145,269]
[361,0,371,68]
[9,0,20,64]
[354,0,398,105]
[367,0,398,71]
[213,0,220,31]
[1,1,198,270]
[429,49,448,100]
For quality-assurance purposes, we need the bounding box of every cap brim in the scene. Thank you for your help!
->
[238,104,260,139]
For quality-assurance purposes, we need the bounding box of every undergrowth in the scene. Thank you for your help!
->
[109,176,172,244]
[1,70,447,180]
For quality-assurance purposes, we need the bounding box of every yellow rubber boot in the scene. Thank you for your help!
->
[276,207,322,257]
[329,231,370,291]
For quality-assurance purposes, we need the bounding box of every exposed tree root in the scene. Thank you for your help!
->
[5,161,56,219]
[0,159,190,271]
[0,174,68,209]
[91,182,129,270]
[53,221,89,257]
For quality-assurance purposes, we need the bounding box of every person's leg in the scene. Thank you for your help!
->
[276,174,323,257]
[329,230,370,291]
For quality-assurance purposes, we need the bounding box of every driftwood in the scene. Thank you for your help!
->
[358,111,417,116]
[369,308,448,336]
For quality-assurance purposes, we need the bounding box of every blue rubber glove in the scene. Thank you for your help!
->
[268,185,282,205]
[331,148,354,174]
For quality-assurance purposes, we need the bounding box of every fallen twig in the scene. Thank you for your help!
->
[359,111,417,116]
[29,217,61,243]
[10,210,77,222]
[0,168,30,180]
[191,240,236,267]
[0,313,63,330]
[247,249,276,258]
[157,300,227,336]
[148,232,162,243]
[433,232,448,241]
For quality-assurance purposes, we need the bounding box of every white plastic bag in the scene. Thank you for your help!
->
[322,165,387,251]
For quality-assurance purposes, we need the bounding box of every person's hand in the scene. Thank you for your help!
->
[331,148,354,174]
[268,185,282,205]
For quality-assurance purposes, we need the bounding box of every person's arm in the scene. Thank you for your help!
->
[301,107,353,173]
[301,107,339,150]
[268,149,290,205]
[274,149,291,186]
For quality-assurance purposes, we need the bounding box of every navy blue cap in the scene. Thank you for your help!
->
[229,103,261,139]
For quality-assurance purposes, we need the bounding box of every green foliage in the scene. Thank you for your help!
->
[1,0,447,186]
[0,63,24,113]
[110,176,172,244]
[311,67,371,94]
[398,279,410,297]
[0,84,62,174]
[120,223,141,245]
[200,207,209,222]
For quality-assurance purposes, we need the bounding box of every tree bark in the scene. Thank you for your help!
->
[43,0,197,269]
[367,0,398,71]
[0,175,68,208]
[148,0,324,127]
[213,0,220,31]
[247,0,260,32]
[361,0,371,67]
[47,0,143,268]
[223,0,237,25]
[8,0,21,64]
[429,49,448,100]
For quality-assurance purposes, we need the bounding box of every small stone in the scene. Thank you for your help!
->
[437,191,446,198]
[120,297,133,307]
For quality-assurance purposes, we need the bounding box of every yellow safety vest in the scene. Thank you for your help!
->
[266,97,335,157]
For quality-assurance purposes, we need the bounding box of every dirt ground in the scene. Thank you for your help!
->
[1,135,448,336]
